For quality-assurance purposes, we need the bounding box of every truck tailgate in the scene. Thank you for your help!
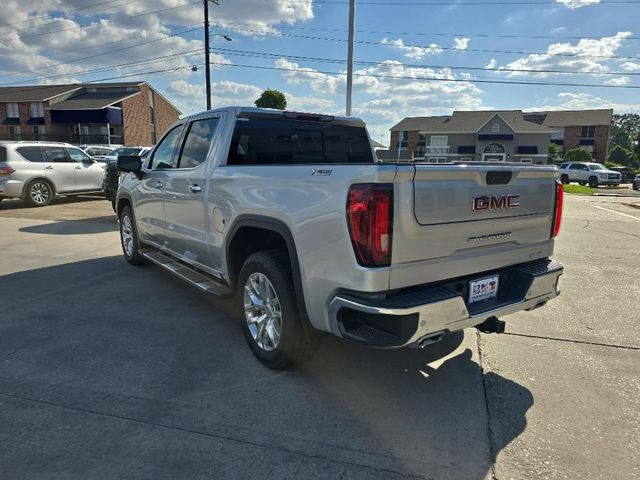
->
[390,164,559,289]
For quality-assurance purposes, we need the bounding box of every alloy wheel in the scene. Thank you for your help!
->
[121,215,134,257]
[243,272,282,352]
[30,182,50,205]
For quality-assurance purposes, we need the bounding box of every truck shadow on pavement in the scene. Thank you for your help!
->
[18,216,117,235]
[0,256,533,480]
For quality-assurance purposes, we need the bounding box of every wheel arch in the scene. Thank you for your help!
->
[225,215,309,323]
[21,176,56,198]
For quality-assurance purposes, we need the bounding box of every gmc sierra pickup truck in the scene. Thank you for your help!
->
[115,107,564,369]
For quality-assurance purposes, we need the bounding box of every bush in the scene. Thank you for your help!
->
[563,148,592,163]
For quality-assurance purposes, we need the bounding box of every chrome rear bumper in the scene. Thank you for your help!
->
[329,259,563,348]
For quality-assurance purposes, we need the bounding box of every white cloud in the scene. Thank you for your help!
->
[556,0,599,9]
[485,58,498,69]
[494,32,632,78]
[453,37,470,50]
[528,92,640,114]
[381,37,443,60]
[621,62,640,72]
[604,76,630,86]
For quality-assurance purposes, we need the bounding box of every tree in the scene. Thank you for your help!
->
[255,89,287,110]
[607,145,633,167]
[609,113,640,150]
[548,142,561,162]
[563,147,592,163]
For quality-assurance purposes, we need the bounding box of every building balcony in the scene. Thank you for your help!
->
[0,132,122,145]
[426,145,450,155]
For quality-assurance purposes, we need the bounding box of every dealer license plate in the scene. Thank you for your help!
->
[469,275,499,304]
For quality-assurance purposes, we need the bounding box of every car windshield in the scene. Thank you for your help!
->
[114,147,142,156]
[588,164,604,170]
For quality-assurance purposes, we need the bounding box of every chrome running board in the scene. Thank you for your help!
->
[142,250,232,297]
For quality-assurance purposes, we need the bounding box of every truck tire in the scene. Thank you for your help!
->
[24,179,53,207]
[588,176,598,188]
[118,205,146,265]
[560,174,569,184]
[238,250,316,370]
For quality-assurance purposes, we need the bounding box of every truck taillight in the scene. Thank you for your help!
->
[0,164,15,177]
[346,183,393,267]
[552,180,563,238]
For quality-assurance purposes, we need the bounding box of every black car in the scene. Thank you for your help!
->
[103,149,151,210]
[608,166,637,183]
[633,174,640,191]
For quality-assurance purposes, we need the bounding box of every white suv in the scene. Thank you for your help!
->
[0,141,106,207]
[559,162,621,188]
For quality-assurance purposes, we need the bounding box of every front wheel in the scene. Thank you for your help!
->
[588,177,599,188]
[119,205,145,265]
[238,250,317,370]
[560,174,569,185]
[24,180,53,207]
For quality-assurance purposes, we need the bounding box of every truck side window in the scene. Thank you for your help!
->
[150,125,183,169]
[177,117,220,169]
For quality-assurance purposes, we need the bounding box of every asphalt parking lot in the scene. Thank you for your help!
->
[0,194,639,480]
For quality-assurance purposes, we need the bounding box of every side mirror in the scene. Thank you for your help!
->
[117,155,143,179]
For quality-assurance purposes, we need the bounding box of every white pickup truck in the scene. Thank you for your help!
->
[114,107,564,369]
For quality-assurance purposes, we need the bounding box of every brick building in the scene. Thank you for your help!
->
[522,109,612,163]
[0,82,180,146]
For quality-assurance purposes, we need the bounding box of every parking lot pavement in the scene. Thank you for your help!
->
[0,195,638,479]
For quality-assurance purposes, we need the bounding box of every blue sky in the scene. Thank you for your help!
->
[1,0,639,143]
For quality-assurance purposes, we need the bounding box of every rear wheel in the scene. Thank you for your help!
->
[588,176,598,188]
[24,180,53,207]
[119,205,145,265]
[560,174,569,184]
[238,250,316,370]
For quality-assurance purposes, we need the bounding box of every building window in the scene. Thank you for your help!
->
[6,102,19,118]
[491,123,500,133]
[9,125,21,140]
[581,126,595,138]
[30,102,44,118]
[415,146,426,158]
[428,157,448,163]
[33,125,45,140]
[418,132,427,141]
[430,135,448,146]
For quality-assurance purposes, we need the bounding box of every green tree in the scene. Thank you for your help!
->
[608,145,632,166]
[548,142,561,162]
[254,89,287,110]
[563,148,592,163]
[609,113,640,150]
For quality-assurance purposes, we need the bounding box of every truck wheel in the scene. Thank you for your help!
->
[588,177,598,188]
[560,174,569,184]
[238,250,316,370]
[24,179,53,207]
[119,205,145,265]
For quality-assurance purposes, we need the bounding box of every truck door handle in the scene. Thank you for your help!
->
[75,166,82,170]
[189,184,202,193]
[155,181,164,189]
[45,165,53,170]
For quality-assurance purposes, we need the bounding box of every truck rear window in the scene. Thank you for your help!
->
[226,118,374,165]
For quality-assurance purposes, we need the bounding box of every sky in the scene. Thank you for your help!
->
[0,0,639,144]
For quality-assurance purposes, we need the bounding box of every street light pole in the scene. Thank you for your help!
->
[203,0,213,110]
[345,0,355,116]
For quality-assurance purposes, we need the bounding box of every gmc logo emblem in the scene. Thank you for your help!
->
[473,194,520,211]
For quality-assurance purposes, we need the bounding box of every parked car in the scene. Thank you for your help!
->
[99,146,151,163]
[559,162,622,187]
[80,144,120,159]
[114,107,564,369]
[0,141,105,207]
[633,174,640,191]
[608,166,637,183]
[103,149,151,209]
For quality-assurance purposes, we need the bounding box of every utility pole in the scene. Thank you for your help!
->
[203,0,219,110]
[345,0,355,116]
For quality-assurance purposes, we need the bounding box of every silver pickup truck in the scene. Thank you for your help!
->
[115,107,564,369]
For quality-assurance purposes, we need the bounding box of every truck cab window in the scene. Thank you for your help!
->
[150,125,183,169]
[178,117,220,168]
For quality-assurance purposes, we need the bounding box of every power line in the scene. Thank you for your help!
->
[0,1,202,43]
[210,46,640,77]
[0,25,203,79]
[208,60,640,89]
[218,20,640,42]
[216,24,640,60]
[258,0,640,3]
[0,0,139,28]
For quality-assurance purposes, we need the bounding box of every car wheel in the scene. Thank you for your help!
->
[238,250,317,370]
[24,180,53,207]
[588,176,598,188]
[119,205,145,265]
[560,174,569,184]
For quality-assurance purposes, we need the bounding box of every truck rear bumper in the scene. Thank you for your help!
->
[329,259,563,348]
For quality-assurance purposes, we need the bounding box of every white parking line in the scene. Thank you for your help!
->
[593,205,640,221]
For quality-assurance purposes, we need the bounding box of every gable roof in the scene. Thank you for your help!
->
[0,85,81,102]
[391,110,553,133]
[524,109,613,127]
[47,91,139,110]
